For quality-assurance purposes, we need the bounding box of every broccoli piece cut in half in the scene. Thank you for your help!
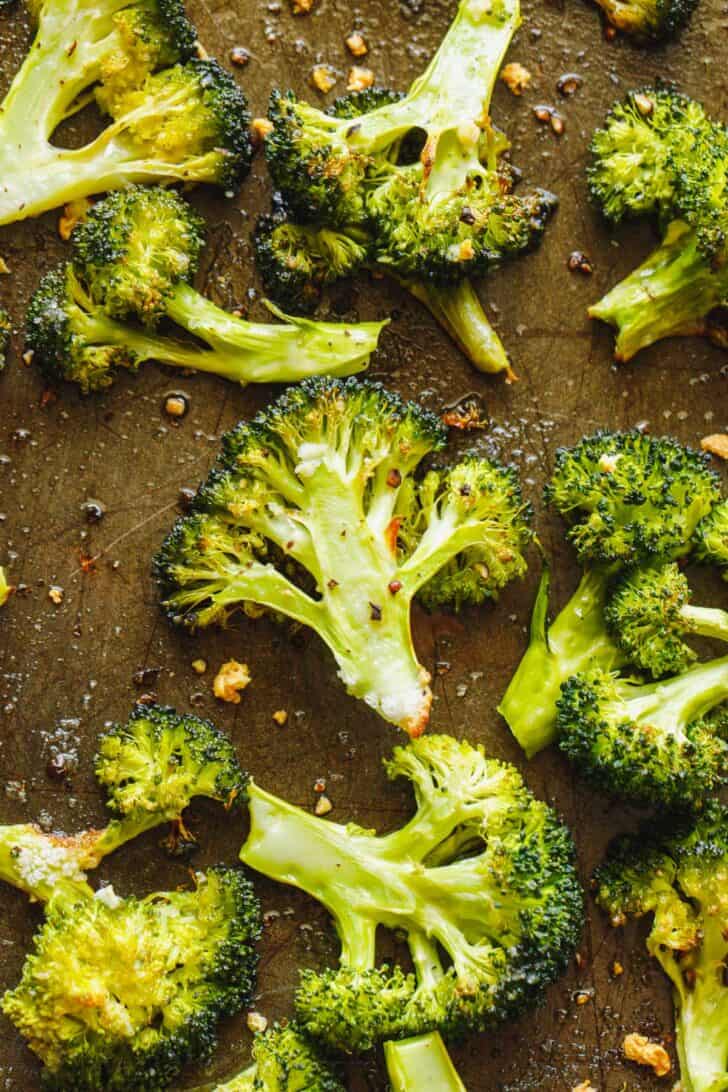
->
[595,804,728,1092]
[255,0,557,379]
[499,430,722,756]
[198,1023,345,1091]
[588,89,728,361]
[239,733,583,1090]
[556,657,728,807]
[696,500,728,578]
[588,0,698,40]
[155,377,532,736]
[605,562,728,678]
[27,188,386,394]
[0,0,252,226]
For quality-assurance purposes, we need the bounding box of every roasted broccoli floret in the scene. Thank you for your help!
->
[556,657,728,806]
[589,89,728,361]
[28,198,385,393]
[605,562,728,677]
[0,0,252,226]
[589,0,698,40]
[256,0,556,378]
[696,500,728,577]
[239,733,582,1088]
[595,805,728,1092]
[499,430,722,756]
[203,1023,345,1091]
[155,377,531,735]
[2,866,260,1091]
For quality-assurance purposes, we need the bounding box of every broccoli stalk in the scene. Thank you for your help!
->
[0,0,252,225]
[557,656,728,806]
[155,377,531,735]
[589,221,728,362]
[238,734,582,1088]
[595,805,728,1092]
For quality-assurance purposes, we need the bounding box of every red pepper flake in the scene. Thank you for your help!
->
[386,468,402,487]
[388,580,403,595]
[79,552,97,574]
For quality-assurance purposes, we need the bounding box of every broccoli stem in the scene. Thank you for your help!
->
[499,567,626,756]
[403,278,514,379]
[615,654,728,739]
[164,283,382,381]
[589,222,728,362]
[384,1032,467,1092]
[680,604,728,644]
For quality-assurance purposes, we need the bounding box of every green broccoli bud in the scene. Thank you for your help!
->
[155,377,531,734]
[595,805,728,1092]
[240,733,583,1052]
[2,867,261,1091]
[605,562,728,677]
[590,0,698,40]
[557,659,728,807]
[695,500,728,577]
[202,1023,346,1091]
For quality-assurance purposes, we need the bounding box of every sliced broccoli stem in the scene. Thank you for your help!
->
[164,283,382,381]
[384,1032,468,1092]
[589,222,728,362]
[403,278,514,379]
[680,603,728,644]
[618,654,728,739]
[499,566,626,756]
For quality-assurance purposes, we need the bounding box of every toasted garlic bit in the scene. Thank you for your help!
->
[314,794,333,816]
[623,1033,672,1078]
[291,0,314,11]
[48,585,64,605]
[58,197,92,240]
[0,257,10,274]
[612,959,624,976]
[213,660,251,703]
[633,92,654,117]
[572,1082,596,1092]
[500,62,533,96]
[247,1011,268,1033]
[345,32,368,57]
[272,709,288,726]
[252,117,274,143]
[22,349,34,366]
[701,433,728,460]
[191,658,207,675]
[311,65,337,93]
[347,66,374,92]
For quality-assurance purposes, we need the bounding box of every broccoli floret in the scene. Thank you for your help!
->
[589,0,698,41]
[2,867,261,1091]
[589,89,728,360]
[239,733,582,1083]
[605,562,728,677]
[0,0,252,226]
[0,566,12,607]
[595,805,728,1092]
[499,431,722,756]
[557,658,728,806]
[155,377,531,735]
[206,1023,345,1091]
[696,500,728,577]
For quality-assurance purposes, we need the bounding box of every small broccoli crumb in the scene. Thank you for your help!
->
[623,1033,671,1077]
[213,660,251,703]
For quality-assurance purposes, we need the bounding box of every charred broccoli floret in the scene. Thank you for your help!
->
[589,89,728,361]
[605,562,728,677]
[239,733,582,1089]
[0,0,252,226]
[595,805,728,1092]
[155,377,531,735]
[556,658,728,806]
[499,430,722,756]
[28,190,385,393]
[256,0,556,378]
[589,0,698,41]
[203,1023,345,1091]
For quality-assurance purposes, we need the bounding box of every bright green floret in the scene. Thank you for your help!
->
[696,501,728,578]
[239,733,582,1085]
[595,805,728,1092]
[203,1023,345,1091]
[499,430,722,756]
[154,376,531,735]
[557,658,728,807]
[27,190,386,393]
[0,0,252,226]
[605,562,728,677]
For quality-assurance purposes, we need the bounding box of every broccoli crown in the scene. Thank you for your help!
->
[545,431,720,566]
[595,805,728,1092]
[72,186,205,324]
[557,661,728,807]
[241,734,583,1052]
[212,1023,346,1091]
[2,867,261,1091]
[695,499,728,576]
[104,59,253,191]
[155,377,531,733]
[95,702,249,821]
[588,88,711,223]
[593,0,698,42]
[605,562,697,677]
